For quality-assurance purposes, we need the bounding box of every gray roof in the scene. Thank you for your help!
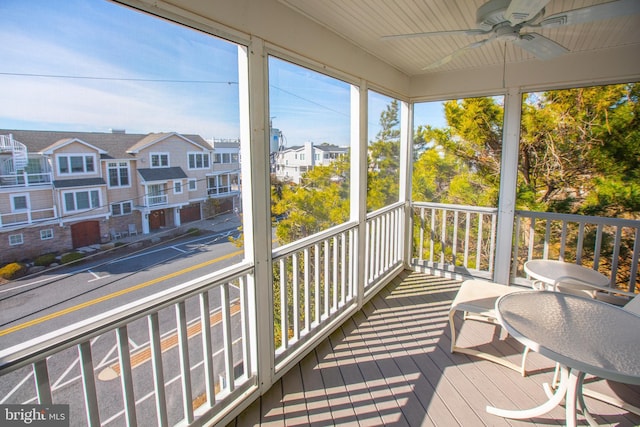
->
[53,178,106,188]
[0,130,211,160]
[137,167,187,182]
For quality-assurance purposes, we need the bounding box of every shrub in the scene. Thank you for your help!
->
[186,227,201,236]
[0,262,28,280]
[34,253,57,267]
[60,252,85,264]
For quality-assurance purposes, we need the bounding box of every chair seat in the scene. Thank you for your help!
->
[449,279,531,376]
[451,279,523,318]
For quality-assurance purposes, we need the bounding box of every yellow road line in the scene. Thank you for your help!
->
[0,249,243,338]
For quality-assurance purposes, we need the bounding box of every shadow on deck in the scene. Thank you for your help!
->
[229,270,640,426]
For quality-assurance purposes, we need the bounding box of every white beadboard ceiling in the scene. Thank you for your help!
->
[277,0,640,76]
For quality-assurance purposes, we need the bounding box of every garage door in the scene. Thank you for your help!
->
[180,204,201,223]
[71,221,100,248]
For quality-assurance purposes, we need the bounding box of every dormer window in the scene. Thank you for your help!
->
[57,154,96,174]
[150,153,169,168]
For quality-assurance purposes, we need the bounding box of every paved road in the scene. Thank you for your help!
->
[0,225,246,426]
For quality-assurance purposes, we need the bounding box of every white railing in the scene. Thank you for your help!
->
[146,194,168,206]
[0,172,52,188]
[272,222,357,370]
[513,210,640,292]
[411,202,498,279]
[0,207,57,227]
[365,202,405,290]
[0,264,257,427]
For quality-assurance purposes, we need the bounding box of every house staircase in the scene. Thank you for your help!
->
[0,133,28,172]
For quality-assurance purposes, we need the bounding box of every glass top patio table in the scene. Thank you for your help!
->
[524,259,609,289]
[487,291,640,427]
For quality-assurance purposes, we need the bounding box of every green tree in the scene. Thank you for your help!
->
[368,100,401,211]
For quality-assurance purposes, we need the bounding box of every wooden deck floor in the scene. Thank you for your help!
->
[229,270,640,426]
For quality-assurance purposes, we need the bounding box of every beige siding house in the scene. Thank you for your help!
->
[0,130,241,263]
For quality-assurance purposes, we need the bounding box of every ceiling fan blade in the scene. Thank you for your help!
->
[382,29,487,40]
[537,0,640,28]
[423,38,493,70]
[504,0,550,25]
[512,32,568,60]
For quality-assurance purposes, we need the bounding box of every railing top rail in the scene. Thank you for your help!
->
[0,261,254,375]
[412,201,498,214]
[516,210,640,228]
[272,221,357,260]
[366,201,405,220]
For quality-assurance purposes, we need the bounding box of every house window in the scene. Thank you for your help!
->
[63,189,100,212]
[108,161,130,187]
[150,153,169,168]
[188,178,197,191]
[111,201,133,216]
[174,181,183,194]
[9,234,24,246]
[213,153,233,164]
[11,194,29,211]
[40,229,54,240]
[188,152,210,169]
[57,154,96,174]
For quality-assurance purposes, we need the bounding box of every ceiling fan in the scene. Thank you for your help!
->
[382,0,640,70]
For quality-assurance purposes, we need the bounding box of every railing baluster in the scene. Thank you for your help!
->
[280,258,288,350]
[78,341,100,427]
[324,240,330,317]
[304,247,310,333]
[476,213,483,269]
[464,212,470,267]
[576,222,586,264]
[314,243,321,324]
[593,224,604,269]
[629,228,640,291]
[560,221,568,260]
[543,219,551,259]
[341,232,347,304]
[452,210,459,266]
[220,283,234,393]
[489,213,496,273]
[332,236,339,310]
[116,326,138,427]
[148,313,168,427]
[33,360,52,405]
[175,301,194,424]
[440,208,447,264]
[611,225,623,286]
[527,217,536,260]
[430,207,435,263]
[292,252,300,339]
[199,291,216,409]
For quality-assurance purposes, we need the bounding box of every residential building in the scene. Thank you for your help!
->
[274,141,348,183]
[0,130,240,262]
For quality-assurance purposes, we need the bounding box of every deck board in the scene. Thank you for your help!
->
[228,270,640,426]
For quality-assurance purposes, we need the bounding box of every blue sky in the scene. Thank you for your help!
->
[0,0,446,146]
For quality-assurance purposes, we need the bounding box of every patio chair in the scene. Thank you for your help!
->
[109,228,121,240]
[449,279,531,376]
[551,279,640,416]
[127,224,139,236]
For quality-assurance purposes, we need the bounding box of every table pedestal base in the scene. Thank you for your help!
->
[487,365,597,427]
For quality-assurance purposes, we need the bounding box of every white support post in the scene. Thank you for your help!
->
[399,100,413,268]
[238,38,274,393]
[351,82,367,306]
[494,87,523,284]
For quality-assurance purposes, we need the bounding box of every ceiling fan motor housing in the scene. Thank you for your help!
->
[476,0,545,30]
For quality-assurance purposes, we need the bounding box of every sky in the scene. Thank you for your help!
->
[0,0,446,146]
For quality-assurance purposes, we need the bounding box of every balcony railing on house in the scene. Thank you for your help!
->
[0,201,637,426]
[0,206,57,228]
[0,172,52,188]
[146,194,168,206]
